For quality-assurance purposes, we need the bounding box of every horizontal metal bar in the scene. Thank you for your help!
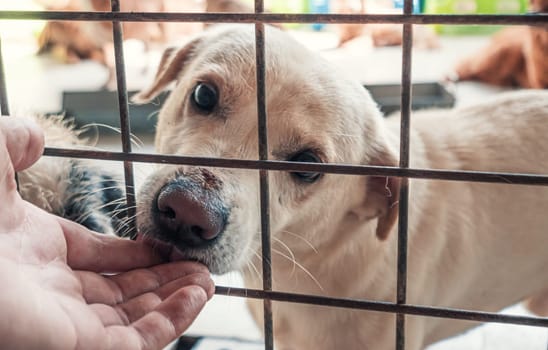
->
[215,286,548,328]
[0,11,546,25]
[43,147,548,186]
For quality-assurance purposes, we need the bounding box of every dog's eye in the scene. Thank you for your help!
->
[288,150,323,183]
[192,83,218,112]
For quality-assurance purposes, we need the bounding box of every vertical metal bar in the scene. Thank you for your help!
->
[396,0,414,349]
[255,1,273,349]
[0,38,9,116]
[110,0,137,238]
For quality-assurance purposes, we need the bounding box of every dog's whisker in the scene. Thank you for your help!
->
[243,251,262,281]
[272,248,324,292]
[106,205,138,217]
[70,185,125,198]
[145,109,161,122]
[101,196,129,204]
[71,200,132,225]
[116,218,140,237]
[281,230,318,254]
[104,207,139,221]
[115,212,139,229]
[117,219,138,230]
[80,122,145,148]
[273,237,297,276]
[69,122,100,147]
[247,244,278,284]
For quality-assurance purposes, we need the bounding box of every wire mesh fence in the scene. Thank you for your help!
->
[0,1,547,349]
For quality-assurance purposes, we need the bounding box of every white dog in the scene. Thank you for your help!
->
[17,115,126,236]
[133,25,548,349]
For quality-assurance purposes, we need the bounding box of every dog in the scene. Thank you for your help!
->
[132,25,548,349]
[36,0,168,64]
[16,115,126,236]
[454,0,548,88]
[36,0,260,65]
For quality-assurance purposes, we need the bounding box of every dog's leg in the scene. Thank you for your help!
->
[525,287,548,317]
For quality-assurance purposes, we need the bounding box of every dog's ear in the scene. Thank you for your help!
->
[354,147,400,240]
[132,37,202,104]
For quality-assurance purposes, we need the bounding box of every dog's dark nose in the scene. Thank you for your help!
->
[155,181,225,247]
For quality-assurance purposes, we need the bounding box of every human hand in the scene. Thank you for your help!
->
[0,117,214,350]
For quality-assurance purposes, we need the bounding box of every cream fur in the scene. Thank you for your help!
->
[135,25,548,349]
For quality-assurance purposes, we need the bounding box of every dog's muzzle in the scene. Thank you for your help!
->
[152,174,228,249]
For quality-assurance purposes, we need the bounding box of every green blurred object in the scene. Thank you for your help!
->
[424,0,529,35]
[268,0,309,12]
[267,0,308,28]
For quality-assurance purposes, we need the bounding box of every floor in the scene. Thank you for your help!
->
[1,22,546,349]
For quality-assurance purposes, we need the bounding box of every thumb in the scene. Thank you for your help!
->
[0,117,44,199]
[0,117,45,172]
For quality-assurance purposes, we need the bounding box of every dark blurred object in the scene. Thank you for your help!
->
[175,336,201,350]
[365,82,455,115]
[62,90,167,134]
[174,335,264,349]
[61,82,454,134]
[454,0,548,88]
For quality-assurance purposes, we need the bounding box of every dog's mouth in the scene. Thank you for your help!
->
[136,233,207,264]
[136,172,249,274]
[135,230,242,274]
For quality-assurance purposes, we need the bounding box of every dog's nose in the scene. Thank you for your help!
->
[156,181,224,247]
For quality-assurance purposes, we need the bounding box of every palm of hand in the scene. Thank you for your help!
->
[0,118,214,350]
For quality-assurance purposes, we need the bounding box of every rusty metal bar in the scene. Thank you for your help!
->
[0,5,543,347]
[395,0,414,347]
[110,0,137,238]
[42,147,548,187]
[0,11,546,25]
[254,1,274,348]
[215,286,548,328]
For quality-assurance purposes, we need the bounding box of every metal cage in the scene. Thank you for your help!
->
[1,1,547,349]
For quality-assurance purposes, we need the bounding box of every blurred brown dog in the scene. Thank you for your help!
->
[455,0,548,88]
[36,0,169,64]
[36,0,270,65]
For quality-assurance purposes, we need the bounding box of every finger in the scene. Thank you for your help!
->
[105,285,208,350]
[155,272,215,301]
[115,292,161,324]
[115,273,214,323]
[0,117,43,198]
[59,217,164,272]
[90,303,127,327]
[77,261,211,304]
[108,261,210,300]
[0,117,45,172]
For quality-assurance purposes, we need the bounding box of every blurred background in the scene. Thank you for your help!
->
[1,0,540,136]
[0,1,546,349]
